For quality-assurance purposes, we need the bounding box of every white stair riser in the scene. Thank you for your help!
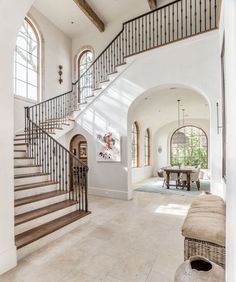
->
[14,144,27,150]
[14,158,34,166]
[14,174,49,186]
[86,96,95,103]
[17,210,89,260]
[93,89,102,97]
[52,123,75,139]
[15,193,69,215]
[14,139,26,144]
[15,184,58,199]
[15,204,77,235]
[115,64,127,73]
[14,166,41,175]
[100,81,110,89]
[80,103,87,109]
[14,151,26,158]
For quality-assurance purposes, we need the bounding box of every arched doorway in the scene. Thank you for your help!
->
[128,85,211,193]
[70,134,88,164]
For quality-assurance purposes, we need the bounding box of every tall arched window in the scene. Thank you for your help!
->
[78,50,93,103]
[144,128,151,166]
[14,17,40,101]
[170,126,208,168]
[131,121,139,168]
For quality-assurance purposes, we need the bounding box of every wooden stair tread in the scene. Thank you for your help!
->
[14,191,67,207]
[15,210,90,249]
[14,157,34,159]
[14,150,26,152]
[15,181,58,191]
[14,164,42,168]
[14,172,49,179]
[15,200,77,225]
[14,143,28,146]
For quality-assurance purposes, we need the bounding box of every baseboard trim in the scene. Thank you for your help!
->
[0,245,17,275]
[88,186,129,200]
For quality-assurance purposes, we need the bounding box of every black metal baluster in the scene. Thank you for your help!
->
[168,5,170,43]
[204,0,207,30]
[152,12,155,47]
[190,0,193,35]
[145,13,148,50]
[195,0,197,33]
[157,10,159,46]
[161,8,163,44]
[149,14,151,48]
[214,0,217,28]
[185,0,188,36]
[142,16,144,51]
[209,0,212,29]
[172,4,175,41]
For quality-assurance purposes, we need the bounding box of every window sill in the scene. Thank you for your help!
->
[14,95,37,105]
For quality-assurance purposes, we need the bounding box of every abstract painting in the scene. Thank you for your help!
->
[96,132,121,162]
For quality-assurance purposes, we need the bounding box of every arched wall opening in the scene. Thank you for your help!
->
[128,85,211,194]
[69,134,88,164]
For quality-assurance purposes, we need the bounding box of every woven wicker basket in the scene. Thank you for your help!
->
[184,237,225,269]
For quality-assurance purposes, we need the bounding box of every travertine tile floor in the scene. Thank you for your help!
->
[0,187,197,282]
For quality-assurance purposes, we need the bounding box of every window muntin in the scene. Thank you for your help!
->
[132,122,139,168]
[170,126,208,168]
[144,128,151,166]
[78,50,93,102]
[14,18,39,101]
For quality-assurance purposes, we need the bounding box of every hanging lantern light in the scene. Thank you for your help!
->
[172,100,189,145]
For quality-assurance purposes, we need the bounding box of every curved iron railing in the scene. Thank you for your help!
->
[26,0,219,129]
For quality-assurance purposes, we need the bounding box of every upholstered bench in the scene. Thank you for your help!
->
[182,194,226,269]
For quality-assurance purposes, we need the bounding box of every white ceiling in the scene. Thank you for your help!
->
[33,0,149,38]
[132,87,209,130]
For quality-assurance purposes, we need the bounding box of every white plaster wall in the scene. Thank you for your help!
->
[0,0,35,274]
[14,6,72,133]
[132,167,153,184]
[224,0,236,280]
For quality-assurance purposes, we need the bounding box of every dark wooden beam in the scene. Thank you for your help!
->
[148,0,157,10]
[73,0,105,32]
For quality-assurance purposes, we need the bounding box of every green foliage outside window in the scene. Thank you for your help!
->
[171,126,208,168]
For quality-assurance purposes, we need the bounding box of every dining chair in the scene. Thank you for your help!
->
[181,167,201,190]
[163,170,179,188]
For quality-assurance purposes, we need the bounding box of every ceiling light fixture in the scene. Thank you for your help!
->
[172,100,189,145]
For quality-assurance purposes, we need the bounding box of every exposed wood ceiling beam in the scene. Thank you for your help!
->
[73,0,105,32]
[148,0,157,10]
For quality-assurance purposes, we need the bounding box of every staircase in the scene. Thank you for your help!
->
[14,124,90,258]
[14,0,220,258]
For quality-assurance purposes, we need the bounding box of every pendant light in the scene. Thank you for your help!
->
[172,100,189,145]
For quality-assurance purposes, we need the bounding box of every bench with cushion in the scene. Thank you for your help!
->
[182,194,226,269]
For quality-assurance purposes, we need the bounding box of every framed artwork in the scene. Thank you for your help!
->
[96,132,121,162]
[79,141,87,159]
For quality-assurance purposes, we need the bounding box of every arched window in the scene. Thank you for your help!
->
[170,126,208,168]
[78,50,93,103]
[14,17,40,101]
[144,128,151,166]
[131,121,139,168]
